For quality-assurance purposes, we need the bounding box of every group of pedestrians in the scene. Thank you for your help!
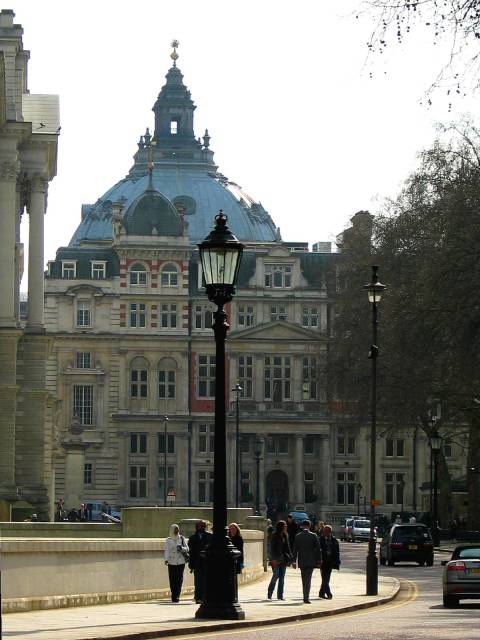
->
[164,520,244,603]
[268,517,340,604]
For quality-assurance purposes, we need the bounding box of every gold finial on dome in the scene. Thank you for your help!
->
[170,39,179,66]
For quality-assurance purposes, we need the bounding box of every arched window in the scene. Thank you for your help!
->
[129,262,148,286]
[130,357,149,398]
[161,263,178,287]
[158,357,177,399]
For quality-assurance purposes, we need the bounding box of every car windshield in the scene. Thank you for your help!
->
[393,526,431,542]
[354,521,370,528]
[455,547,480,559]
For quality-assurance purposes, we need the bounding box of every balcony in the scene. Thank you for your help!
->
[228,400,328,417]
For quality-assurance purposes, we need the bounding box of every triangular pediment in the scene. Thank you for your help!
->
[230,320,320,341]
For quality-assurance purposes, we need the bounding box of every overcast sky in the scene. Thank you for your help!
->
[11,0,477,283]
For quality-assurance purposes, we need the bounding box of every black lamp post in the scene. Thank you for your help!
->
[430,427,442,547]
[357,482,363,516]
[163,407,169,507]
[196,211,245,620]
[254,437,264,516]
[364,265,386,596]
[398,478,405,514]
[232,382,242,508]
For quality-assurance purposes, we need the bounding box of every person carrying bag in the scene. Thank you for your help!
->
[267,519,292,600]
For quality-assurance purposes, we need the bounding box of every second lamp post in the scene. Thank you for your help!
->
[364,265,386,596]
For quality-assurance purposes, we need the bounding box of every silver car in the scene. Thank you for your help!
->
[348,519,375,542]
[442,544,480,607]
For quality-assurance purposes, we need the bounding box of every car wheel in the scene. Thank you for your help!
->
[418,561,425,566]
[387,558,395,566]
[380,556,386,566]
[426,557,434,567]
[351,536,356,543]
[443,595,459,608]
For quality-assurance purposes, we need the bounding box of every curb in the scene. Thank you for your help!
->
[75,580,401,640]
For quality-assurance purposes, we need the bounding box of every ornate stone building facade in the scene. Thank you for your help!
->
[44,48,466,522]
[0,10,59,520]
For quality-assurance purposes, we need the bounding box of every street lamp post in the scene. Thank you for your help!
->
[253,437,264,516]
[232,382,242,508]
[163,404,169,507]
[364,265,387,596]
[430,427,442,547]
[357,482,363,517]
[398,478,405,515]
[196,210,245,621]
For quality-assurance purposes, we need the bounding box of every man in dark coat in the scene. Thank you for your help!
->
[318,524,340,599]
[188,520,212,603]
[286,514,298,546]
[292,519,321,604]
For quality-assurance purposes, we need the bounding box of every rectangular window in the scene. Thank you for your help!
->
[130,432,148,454]
[302,306,318,328]
[385,472,405,506]
[278,435,289,454]
[161,303,177,328]
[198,355,216,398]
[158,465,175,498]
[264,356,291,401]
[269,305,287,322]
[443,438,452,458]
[62,261,76,278]
[129,465,147,498]
[130,369,148,398]
[73,384,93,426]
[194,304,213,329]
[264,264,292,288]
[240,434,250,454]
[238,355,254,398]
[91,261,106,279]
[337,433,356,455]
[84,463,93,486]
[158,433,175,454]
[302,356,317,400]
[199,424,215,454]
[75,351,92,369]
[158,370,175,398]
[265,436,275,454]
[304,435,315,455]
[130,303,147,328]
[241,471,251,501]
[386,438,405,457]
[198,470,214,503]
[238,305,255,327]
[305,472,316,502]
[170,119,178,135]
[76,301,91,327]
[336,472,357,505]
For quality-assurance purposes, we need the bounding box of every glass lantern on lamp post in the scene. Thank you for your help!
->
[364,265,387,597]
[195,210,245,621]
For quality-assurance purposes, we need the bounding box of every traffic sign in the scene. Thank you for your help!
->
[371,499,381,506]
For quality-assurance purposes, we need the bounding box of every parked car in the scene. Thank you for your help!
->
[380,523,434,566]
[442,544,480,607]
[347,519,376,542]
[86,501,121,522]
[340,517,354,541]
[289,510,309,525]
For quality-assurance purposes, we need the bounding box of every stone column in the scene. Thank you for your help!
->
[117,431,129,503]
[320,434,332,510]
[27,176,47,331]
[294,434,304,506]
[0,160,19,327]
[176,431,189,504]
[147,431,157,500]
[62,419,89,510]
[259,438,266,508]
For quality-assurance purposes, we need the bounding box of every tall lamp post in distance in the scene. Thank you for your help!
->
[430,426,442,547]
[254,437,264,516]
[163,399,169,507]
[195,210,245,621]
[398,478,405,515]
[364,265,387,596]
[357,482,362,517]
[232,382,242,508]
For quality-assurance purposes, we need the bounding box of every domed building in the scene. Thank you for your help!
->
[44,46,434,523]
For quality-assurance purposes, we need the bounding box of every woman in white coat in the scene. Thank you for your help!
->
[164,523,189,602]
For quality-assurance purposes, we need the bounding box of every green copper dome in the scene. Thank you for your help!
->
[123,187,183,236]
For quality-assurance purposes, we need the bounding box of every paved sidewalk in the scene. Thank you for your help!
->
[3,569,399,640]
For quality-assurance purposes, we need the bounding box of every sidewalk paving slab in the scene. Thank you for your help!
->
[3,569,400,640]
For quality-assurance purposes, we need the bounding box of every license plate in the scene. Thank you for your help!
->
[469,568,480,574]
[408,545,418,550]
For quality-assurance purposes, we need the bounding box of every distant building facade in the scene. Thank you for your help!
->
[44,49,466,522]
[0,10,59,520]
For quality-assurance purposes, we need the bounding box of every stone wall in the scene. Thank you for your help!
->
[2,529,264,612]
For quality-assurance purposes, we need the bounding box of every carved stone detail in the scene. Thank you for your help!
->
[0,160,20,181]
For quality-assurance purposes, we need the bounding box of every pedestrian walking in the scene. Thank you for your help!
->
[267,520,292,600]
[228,523,244,574]
[314,520,325,537]
[286,514,298,546]
[188,520,212,603]
[164,524,189,602]
[318,524,340,599]
[292,519,321,604]
[78,503,88,521]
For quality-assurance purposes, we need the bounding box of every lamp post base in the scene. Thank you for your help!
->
[195,535,245,620]
[366,552,378,596]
